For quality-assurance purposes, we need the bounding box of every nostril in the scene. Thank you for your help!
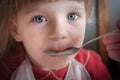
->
[49,35,66,40]
[49,34,58,40]
[61,36,66,39]
[59,31,67,39]
[49,31,67,40]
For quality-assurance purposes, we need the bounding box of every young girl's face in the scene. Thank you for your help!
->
[11,0,86,70]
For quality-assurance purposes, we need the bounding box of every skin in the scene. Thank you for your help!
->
[10,1,86,70]
[103,32,120,62]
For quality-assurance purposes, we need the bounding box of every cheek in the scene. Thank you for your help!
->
[73,31,85,46]
[20,29,48,53]
[71,23,86,46]
[22,36,44,54]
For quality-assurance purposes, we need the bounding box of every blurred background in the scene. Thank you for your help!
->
[85,0,120,53]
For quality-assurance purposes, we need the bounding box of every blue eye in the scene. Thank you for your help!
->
[34,16,46,23]
[67,13,79,20]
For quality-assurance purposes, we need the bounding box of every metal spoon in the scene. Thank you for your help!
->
[44,30,120,56]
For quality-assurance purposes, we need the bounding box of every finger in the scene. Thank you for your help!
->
[103,32,120,45]
[106,43,120,51]
[116,19,120,29]
[108,51,120,62]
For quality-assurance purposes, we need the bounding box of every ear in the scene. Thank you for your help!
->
[9,20,22,42]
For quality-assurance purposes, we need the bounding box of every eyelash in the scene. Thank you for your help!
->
[33,16,47,23]
[32,12,81,23]
[67,12,81,21]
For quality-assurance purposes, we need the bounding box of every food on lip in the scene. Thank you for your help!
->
[43,47,79,56]
[47,47,72,53]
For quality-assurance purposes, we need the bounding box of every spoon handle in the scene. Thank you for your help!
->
[82,30,120,47]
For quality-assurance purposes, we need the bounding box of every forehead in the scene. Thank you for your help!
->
[18,0,83,3]
[18,0,84,12]
[15,0,84,8]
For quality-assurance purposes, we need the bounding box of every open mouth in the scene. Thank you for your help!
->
[43,47,80,56]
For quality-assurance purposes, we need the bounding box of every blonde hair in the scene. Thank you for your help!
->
[0,0,92,58]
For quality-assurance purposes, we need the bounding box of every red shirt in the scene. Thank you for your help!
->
[0,47,112,80]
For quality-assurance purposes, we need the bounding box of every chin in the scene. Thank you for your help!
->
[45,56,74,70]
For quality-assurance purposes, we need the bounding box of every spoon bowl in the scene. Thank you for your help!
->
[44,30,120,56]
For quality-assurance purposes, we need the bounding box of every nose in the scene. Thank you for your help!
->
[49,30,67,40]
[49,21,68,40]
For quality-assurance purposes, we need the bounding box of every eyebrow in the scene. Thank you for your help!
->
[25,7,84,16]
[69,7,84,11]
